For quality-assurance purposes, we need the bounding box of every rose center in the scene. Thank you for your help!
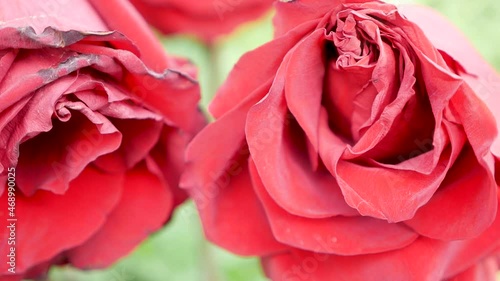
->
[332,14,378,67]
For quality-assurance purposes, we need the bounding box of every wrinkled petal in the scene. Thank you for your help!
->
[14,97,121,195]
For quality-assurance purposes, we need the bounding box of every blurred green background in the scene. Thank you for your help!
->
[45,0,500,280]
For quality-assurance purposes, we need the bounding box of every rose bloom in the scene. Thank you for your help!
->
[129,0,275,42]
[0,0,204,279]
[183,0,500,280]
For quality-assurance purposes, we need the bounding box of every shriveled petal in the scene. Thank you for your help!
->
[69,43,201,133]
[0,27,200,133]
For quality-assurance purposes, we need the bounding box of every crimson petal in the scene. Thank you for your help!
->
[67,160,172,268]
[0,166,123,274]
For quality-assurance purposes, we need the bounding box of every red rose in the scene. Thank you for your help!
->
[129,0,274,42]
[0,0,204,279]
[183,1,500,280]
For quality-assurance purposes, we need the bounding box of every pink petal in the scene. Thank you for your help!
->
[284,29,325,158]
[69,43,201,133]
[0,0,107,34]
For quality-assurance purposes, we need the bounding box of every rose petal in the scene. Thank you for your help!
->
[0,166,123,274]
[250,159,418,255]
[87,0,171,72]
[67,160,172,268]
[0,49,17,83]
[0,0,107,34]
[129,0,274,42]
[263,202,500,280]
[210,22,313,118]
[190,157,286,256]
[150,127,190,207]
[15,103,121,195]
[94,118,162,172]
[284,29,325,160]
[406,144,498,240]
[182,77,270,191]
[0,27,200,134]
[68,43,201,133]
[399,4,500,159]
[273,0,338,38]
[247,54,357,218]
